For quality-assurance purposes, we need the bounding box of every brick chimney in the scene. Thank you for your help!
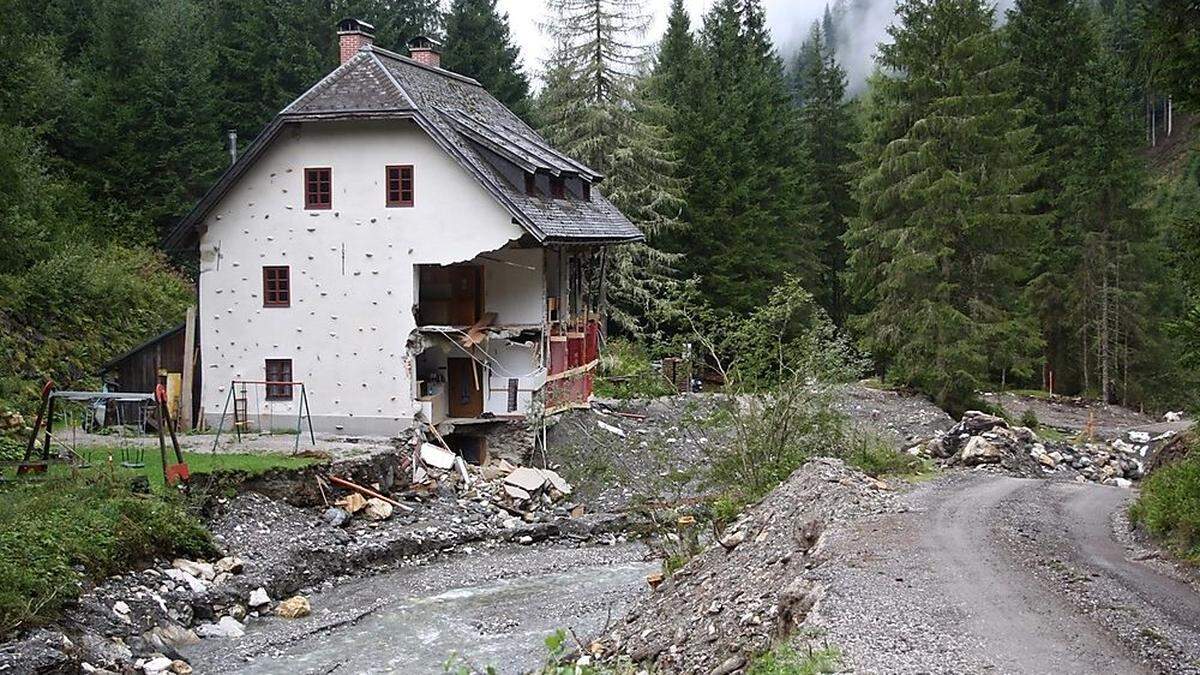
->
[408,35,442,68]
[337,18,375,64]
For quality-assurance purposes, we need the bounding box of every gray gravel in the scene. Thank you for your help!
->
[809,473,1200,673]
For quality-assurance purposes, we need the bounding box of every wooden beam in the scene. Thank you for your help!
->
[180,305,197,431]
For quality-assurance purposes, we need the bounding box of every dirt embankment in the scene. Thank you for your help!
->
[596,458,896,673]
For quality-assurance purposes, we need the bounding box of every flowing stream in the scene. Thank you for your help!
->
[185,546,655,674]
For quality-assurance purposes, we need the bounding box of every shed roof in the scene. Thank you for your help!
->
[164,46,642,250]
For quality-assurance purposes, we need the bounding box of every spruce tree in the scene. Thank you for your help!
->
[537,0,686,336]
[1061,41,1158,403]
[669,0,818,315]
[793,23,857,324]
[441,0,531,119]
[654,0,694,108]
[845,0,1042,410]
[1006,0,1096,392]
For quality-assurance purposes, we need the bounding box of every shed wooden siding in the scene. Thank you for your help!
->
[104,326,186,394]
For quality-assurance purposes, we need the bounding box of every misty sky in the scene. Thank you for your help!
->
[496,0,834,77]
[494,0,1016,91]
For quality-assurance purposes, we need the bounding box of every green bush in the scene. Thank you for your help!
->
[1019,408,1040,429]
[706,371,846,510]
[0,243,193,414]
[0,473,215,635]
[841,429,926,478]
[1130,445,1200,561]
[595,337,676,400]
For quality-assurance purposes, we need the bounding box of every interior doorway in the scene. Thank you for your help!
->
[447,357,483,418]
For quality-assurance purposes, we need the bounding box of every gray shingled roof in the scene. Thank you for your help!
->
[164,45,642,249]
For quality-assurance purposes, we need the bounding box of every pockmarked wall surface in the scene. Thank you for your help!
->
[198,119,526,434]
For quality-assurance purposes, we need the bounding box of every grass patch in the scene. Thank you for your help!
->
[747,642,842,675]
[1130,441,1200,562]
[0,471,215,636]
[595,338,676,400]
[1036,426,1074,443]
[58,446,324,491]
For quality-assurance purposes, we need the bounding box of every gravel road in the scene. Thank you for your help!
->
[810,473,1200,674]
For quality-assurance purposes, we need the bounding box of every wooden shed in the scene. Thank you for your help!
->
[100,316,199,425]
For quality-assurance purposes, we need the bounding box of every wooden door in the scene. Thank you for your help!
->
[447,358,483,418]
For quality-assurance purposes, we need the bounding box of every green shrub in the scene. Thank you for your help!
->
[841,430,926,477]
[595,337,676,400]
[1019,408,1040,429]
[705,374,846,510]
[1130,445,1200,561]
[0,243,193,415]
[747,642,842,675]
[0,473,215,635]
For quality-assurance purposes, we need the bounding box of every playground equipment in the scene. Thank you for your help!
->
[211,379,315,455]
[155,383,190,486]
[17,381,156,475]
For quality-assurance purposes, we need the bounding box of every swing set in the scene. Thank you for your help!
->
[13,380,191,487]
[210,379,315,455]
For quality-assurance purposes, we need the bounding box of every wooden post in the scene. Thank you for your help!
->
[180,305,196,431]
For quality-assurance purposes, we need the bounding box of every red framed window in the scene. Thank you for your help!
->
[386,165,414,207]
[265,359,293,400]
[550,176,565,199]
[262,266,290,307]
[304,167,331,209]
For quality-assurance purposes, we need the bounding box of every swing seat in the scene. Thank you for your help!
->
[120,460,145,469]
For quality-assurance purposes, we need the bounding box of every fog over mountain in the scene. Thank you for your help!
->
[499,0,1016,95]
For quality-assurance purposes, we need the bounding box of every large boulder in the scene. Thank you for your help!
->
[960,436,1003,466]
[955,411,1007,436]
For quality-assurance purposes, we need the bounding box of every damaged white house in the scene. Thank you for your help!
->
[163,19,642,437]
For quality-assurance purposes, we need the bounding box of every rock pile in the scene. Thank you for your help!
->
[917,411,1143,486]
[406,440,577,524]
[597,458,894,673]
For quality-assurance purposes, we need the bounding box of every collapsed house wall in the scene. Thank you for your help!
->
[197,119,525,435]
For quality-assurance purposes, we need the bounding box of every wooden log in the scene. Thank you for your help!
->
[328,475,414,512]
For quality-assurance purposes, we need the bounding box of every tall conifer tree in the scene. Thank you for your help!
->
[1007,0,1096,391]
[845,0,1042,410]
[793,23,857,324]
[1061,40,1160,402]
[537,0,686,335]
[669,0,818,315]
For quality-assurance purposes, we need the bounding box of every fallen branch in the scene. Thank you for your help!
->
[327,475,413,512]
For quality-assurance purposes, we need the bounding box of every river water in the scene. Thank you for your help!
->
[185,544,655,674]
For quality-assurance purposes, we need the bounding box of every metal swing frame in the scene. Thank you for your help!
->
[211,379,316,455]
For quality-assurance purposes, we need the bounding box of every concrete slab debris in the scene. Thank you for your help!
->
[504,466,546,492]
[504,484,532,500]
[420,442,457,470]
[539,468,573,495]
[597,420,626,438]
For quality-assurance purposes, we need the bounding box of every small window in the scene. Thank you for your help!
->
[265,359,293,400]
[386,165,414,207]
[550,176,565,199]
[582,181,591,201]
[262,266,290,307]
[304,167,331,209]
[524,172,536,196]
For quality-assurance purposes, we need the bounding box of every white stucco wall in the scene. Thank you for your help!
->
[197,119,527,435]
